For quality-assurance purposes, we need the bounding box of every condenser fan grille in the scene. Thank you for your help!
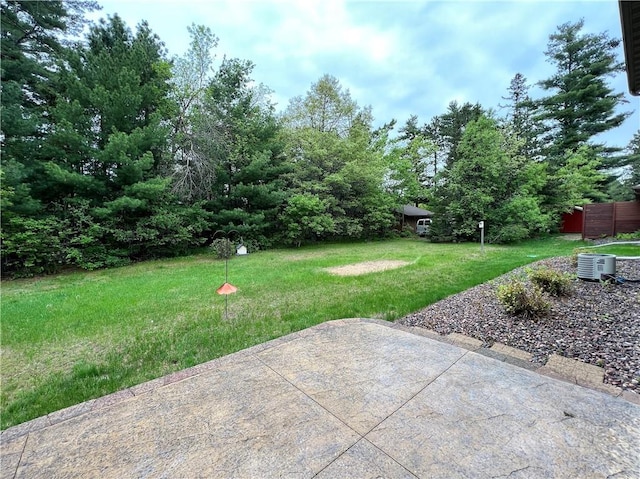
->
[576,253,616,281]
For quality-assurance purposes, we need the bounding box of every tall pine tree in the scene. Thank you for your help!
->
[500,73,540,160]
[1,0,98,216]
[535,19,630,168]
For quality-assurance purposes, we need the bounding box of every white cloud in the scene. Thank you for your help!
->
[90,0,636,147]
[250,0,397,67]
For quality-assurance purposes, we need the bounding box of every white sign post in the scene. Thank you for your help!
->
[478,221,485,253]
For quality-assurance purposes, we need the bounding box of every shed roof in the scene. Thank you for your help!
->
[620,0,640,95]
[398,205,434,217]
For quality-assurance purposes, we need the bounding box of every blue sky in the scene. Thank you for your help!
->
[90,0,639,149]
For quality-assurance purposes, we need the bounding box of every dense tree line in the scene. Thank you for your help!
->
[1,1,637,276]
[399,19,636,243]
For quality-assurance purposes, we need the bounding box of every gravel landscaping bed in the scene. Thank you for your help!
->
[398,257,640,393]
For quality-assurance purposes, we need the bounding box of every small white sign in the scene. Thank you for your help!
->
[478,221,484,229]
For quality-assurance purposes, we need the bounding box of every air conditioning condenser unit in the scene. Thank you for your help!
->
[576,253,616,281]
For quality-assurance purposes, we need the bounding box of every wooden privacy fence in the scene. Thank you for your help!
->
[582,201,640,238]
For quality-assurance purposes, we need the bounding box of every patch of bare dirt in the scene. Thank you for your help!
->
[325,260,410,276]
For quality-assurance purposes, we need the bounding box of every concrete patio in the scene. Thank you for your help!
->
[2,319,639,478]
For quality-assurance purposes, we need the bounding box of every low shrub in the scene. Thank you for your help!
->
[528,267,573,297]
[615,230,640,240]
[497,280,550,319]
[397,225,416,238]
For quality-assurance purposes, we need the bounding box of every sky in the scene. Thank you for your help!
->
[89,0,639,149]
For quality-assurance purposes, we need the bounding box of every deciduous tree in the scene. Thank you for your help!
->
[280,75,395,242]
[429,116,550,243]
[283,74,372,136]
[169,24,219,200]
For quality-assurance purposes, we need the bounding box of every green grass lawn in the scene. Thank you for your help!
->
[578,244,640,256]
[1,236,584,429]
